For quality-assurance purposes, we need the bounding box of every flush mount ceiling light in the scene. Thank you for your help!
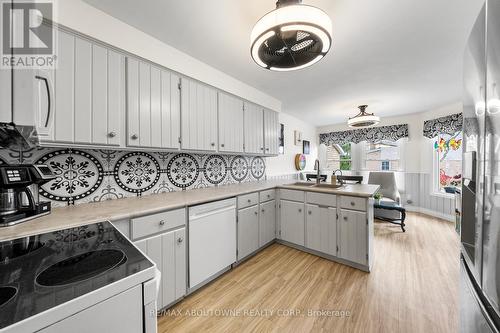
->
[250,0,332,71]
[347,105,380,128]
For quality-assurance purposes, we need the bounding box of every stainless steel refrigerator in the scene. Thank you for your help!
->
[462,1,500,332]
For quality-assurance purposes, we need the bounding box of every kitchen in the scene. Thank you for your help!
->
[0,0,497,332]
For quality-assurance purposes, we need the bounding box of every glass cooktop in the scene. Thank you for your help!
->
[0,221,153,329]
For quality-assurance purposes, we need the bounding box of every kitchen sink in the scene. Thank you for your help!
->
[36,249,126,287]
[313,183,344,189]
[286,182,316,187]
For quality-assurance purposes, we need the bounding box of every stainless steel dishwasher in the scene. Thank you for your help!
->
[188,198,236,290]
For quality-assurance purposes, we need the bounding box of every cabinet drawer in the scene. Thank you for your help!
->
[259,189,276,202]
[279,189,304,202]
[238,192,259,209]
[340,196,367,211]
[306,192,336,207]
[131,208,186,239]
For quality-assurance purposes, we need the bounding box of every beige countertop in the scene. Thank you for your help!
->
[0,180,379,241]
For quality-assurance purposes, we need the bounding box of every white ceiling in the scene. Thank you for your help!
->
[83,0,483,126]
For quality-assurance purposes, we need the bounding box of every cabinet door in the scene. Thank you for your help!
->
[180,77,218,151]
[264,109,279,155]
[161,72,181,149]
[306,204,337,256]
[238,205,259,260]
[259,200,276,247]
[338,209,367,265]
[280,200,305,246]
[162,228,186,306]
[134,228,186,310]
[218,92,244,153]
[0,67,11,123]
[53,32,124,146]
[244,102,264,154]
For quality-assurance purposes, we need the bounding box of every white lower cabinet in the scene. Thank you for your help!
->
[237,205,259,260]
[135,228,186,309]
[338,209,368,266]
[305,204,337,256]
[259,200,276,247]
[280,200,305,246]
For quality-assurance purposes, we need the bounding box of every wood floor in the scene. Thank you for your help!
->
[157,213,459,333]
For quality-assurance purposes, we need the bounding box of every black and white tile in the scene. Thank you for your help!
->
[0,147,267,206]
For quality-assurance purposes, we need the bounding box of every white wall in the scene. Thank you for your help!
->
[266,112,318,177]
[52,0,281,112]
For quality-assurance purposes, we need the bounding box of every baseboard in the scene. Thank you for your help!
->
[404,205,455,222]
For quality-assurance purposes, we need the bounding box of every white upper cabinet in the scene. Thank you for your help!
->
[126,58,180,149]
[218,92,244,153]
[28,29,125,145]
[244,102,264,154]
[264,108,279,155]
[180,77,218,152]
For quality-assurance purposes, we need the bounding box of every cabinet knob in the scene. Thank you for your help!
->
[266,148,270,151]
[308,211,312,215]
[267,194,270,198]
[254,211,258,215]
[108,131,117,138]
[131,134,138,140]
[221,143,225,148]
[260,147,264,151]
[298,208,302,212]
[343,216,348,221]
[262,209,265,213]
[350,202,355,206]
[159,220,165,226]
[211,142,215,147]
[177,237,183,243]
[247,199,251,203]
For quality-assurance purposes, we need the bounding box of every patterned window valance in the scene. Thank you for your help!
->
[422,113,463,138]
[319,124,409,145]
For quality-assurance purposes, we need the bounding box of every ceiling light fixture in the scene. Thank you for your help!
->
[347,105,380,128]
[250,0,332,71]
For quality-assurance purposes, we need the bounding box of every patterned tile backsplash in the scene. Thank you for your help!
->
[0,147,267,207]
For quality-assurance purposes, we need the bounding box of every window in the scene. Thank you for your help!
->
[435,132,462,193]
[363,140,401,171]
[325,143,351,170]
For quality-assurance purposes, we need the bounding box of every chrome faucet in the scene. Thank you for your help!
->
[314,159,321,185]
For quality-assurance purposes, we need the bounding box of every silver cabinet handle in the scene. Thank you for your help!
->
[177,237,183,243]
[131,134,138,140]
[108,131,117,138]
[159,220,165,226]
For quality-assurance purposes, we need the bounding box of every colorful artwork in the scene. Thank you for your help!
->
[434,134,462,161]
[295,154,307,171]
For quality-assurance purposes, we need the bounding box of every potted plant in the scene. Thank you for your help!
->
[373,192,382,204]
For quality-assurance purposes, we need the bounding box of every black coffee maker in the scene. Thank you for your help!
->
[0,165,55,226]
